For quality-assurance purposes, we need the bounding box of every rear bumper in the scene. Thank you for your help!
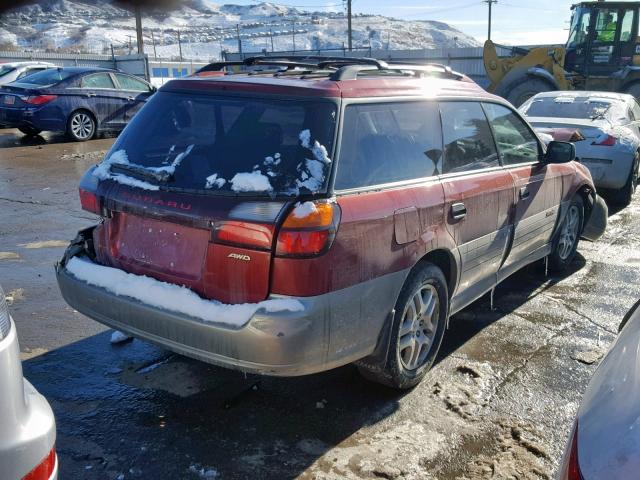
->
[56,248,404,376]
[582,193,608,242]
[0,106,65,132]
[579,155,634,189]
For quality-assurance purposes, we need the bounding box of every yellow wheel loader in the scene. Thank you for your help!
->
[485,1,640,106]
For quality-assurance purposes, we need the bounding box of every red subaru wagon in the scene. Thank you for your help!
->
[56,58,607,389]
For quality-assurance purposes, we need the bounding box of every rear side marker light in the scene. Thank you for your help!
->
[22,95,57,105]
[276,201,341,258]
[79,188,100,215]
[22,448,56,480]
[592,134,616,146]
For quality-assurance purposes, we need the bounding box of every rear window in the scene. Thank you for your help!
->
[0,66,15,78]
[100,91,337,196]
[520,95,621,120]
[13,68,74,86]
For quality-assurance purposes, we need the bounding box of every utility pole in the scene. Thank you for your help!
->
[127,35,132,54]
[134,4,144,54]
[484,0,498,41]
[269,28,274,52]
[292,20,296,52]
[347,0,352,51]
[177,30,183,62]
[151,30,157,60]
[236,24,243,57]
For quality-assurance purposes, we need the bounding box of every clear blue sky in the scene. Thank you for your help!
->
[231,0,585,45]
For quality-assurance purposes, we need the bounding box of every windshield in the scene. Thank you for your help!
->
[13,68,74,86]
[520,95,622,120]
[567,7,591,49]
[99,91,337,196]
[0,66,15,78]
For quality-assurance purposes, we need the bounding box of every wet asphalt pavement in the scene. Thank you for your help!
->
[0,128,639,480]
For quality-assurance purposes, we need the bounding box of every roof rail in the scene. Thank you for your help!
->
[195,56,466,82]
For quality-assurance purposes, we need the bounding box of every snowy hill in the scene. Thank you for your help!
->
[0,0,480,61]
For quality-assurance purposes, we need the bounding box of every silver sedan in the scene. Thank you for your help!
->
[0,286,57,480]
[520,91,640,206]
[557,299,640,479]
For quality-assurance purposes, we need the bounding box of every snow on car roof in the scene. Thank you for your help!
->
[533,90,633,103]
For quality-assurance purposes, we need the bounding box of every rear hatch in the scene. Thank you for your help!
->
[82,88,338,304]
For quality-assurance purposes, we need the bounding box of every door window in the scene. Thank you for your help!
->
[620,9,635,42]
[334,102,443,190]
[483,103,540,166]
[594,9,619,43]
[439,102,499,174]
[567,8,591,49]
[115,73,150,92]
[81,73,115,89]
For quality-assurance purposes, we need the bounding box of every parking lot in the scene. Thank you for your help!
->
[1,128,639,480]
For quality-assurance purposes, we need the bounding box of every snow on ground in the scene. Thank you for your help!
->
[0,0,480,59]
[65,257,304,327]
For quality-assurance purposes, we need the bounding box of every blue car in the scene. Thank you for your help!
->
[0,67,155,141]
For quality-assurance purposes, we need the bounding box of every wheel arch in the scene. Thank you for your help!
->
[355,247,458,374]
[68,107,99,129]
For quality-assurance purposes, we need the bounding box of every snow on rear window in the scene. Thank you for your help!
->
[66,256,304,327]
[102,92,337,196]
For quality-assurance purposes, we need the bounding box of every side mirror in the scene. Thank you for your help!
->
[543,141,575,164]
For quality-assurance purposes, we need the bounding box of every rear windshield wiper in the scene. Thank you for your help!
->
[109,163,173,184]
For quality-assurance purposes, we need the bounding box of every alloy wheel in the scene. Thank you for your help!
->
[398,283,439,371]
[70,113,94,140]
[558,205,580,260]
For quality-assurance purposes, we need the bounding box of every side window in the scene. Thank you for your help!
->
[483,103,540,166]
[439,101,499,174]
[334,102,443,190]
[620,9,635,42]
[594,9,619,43]
[81,73,115,89]
[115,73,150,92]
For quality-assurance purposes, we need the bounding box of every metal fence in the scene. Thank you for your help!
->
[0,51,150,79]
[224,45,526,87]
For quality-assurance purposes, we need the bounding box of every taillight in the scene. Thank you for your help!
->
[22,448,56,480]
[213,221,274,250]
[79,188,100,215]
[564,424,584,480]
[23,95,57,105]
[276,201,340,257]
[592,134,616,146]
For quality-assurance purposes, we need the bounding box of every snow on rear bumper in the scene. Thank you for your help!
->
[55,250,403,376]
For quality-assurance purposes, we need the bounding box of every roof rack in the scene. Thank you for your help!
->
[195,56,465,82]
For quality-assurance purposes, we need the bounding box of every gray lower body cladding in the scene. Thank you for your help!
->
[55,250,407,377]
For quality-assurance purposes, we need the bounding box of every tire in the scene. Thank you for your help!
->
[549,196,584,272]
[612,155,638,207]
[358,263,448,390]
[505,78,553,107]
[18,126,42,136]
[66,110,96,142]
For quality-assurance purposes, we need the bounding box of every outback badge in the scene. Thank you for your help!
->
[227,253,251,261]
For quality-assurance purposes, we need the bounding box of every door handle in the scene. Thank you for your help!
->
[451,202,467,220]
[127,96,135,101]
[519,187,530,200]
[86,92,96,97]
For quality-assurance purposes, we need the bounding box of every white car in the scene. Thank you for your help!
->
[0,62,56,86]
[520,91,640,206]
[557,299,640,479]
[0,286,57,480]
